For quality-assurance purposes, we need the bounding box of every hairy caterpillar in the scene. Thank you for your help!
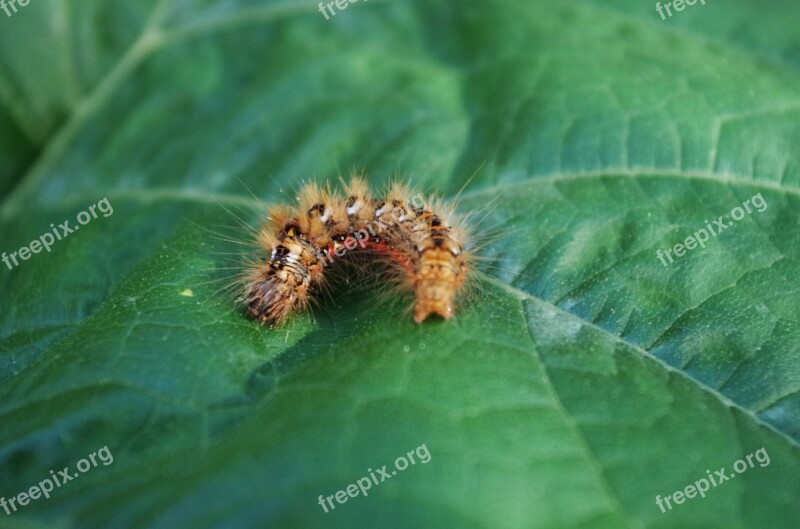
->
[241,177,471,326]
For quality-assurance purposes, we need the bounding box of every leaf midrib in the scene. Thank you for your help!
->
[489,273,800,451]
[16,166,800,216]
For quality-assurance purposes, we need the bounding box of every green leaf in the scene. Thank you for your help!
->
[1,1,799,528]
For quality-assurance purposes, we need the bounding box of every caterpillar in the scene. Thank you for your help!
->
[241,177,471,327]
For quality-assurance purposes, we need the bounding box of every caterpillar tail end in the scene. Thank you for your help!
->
[413,281,456,323]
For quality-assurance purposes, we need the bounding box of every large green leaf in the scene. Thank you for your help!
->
[1,0,799,528]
